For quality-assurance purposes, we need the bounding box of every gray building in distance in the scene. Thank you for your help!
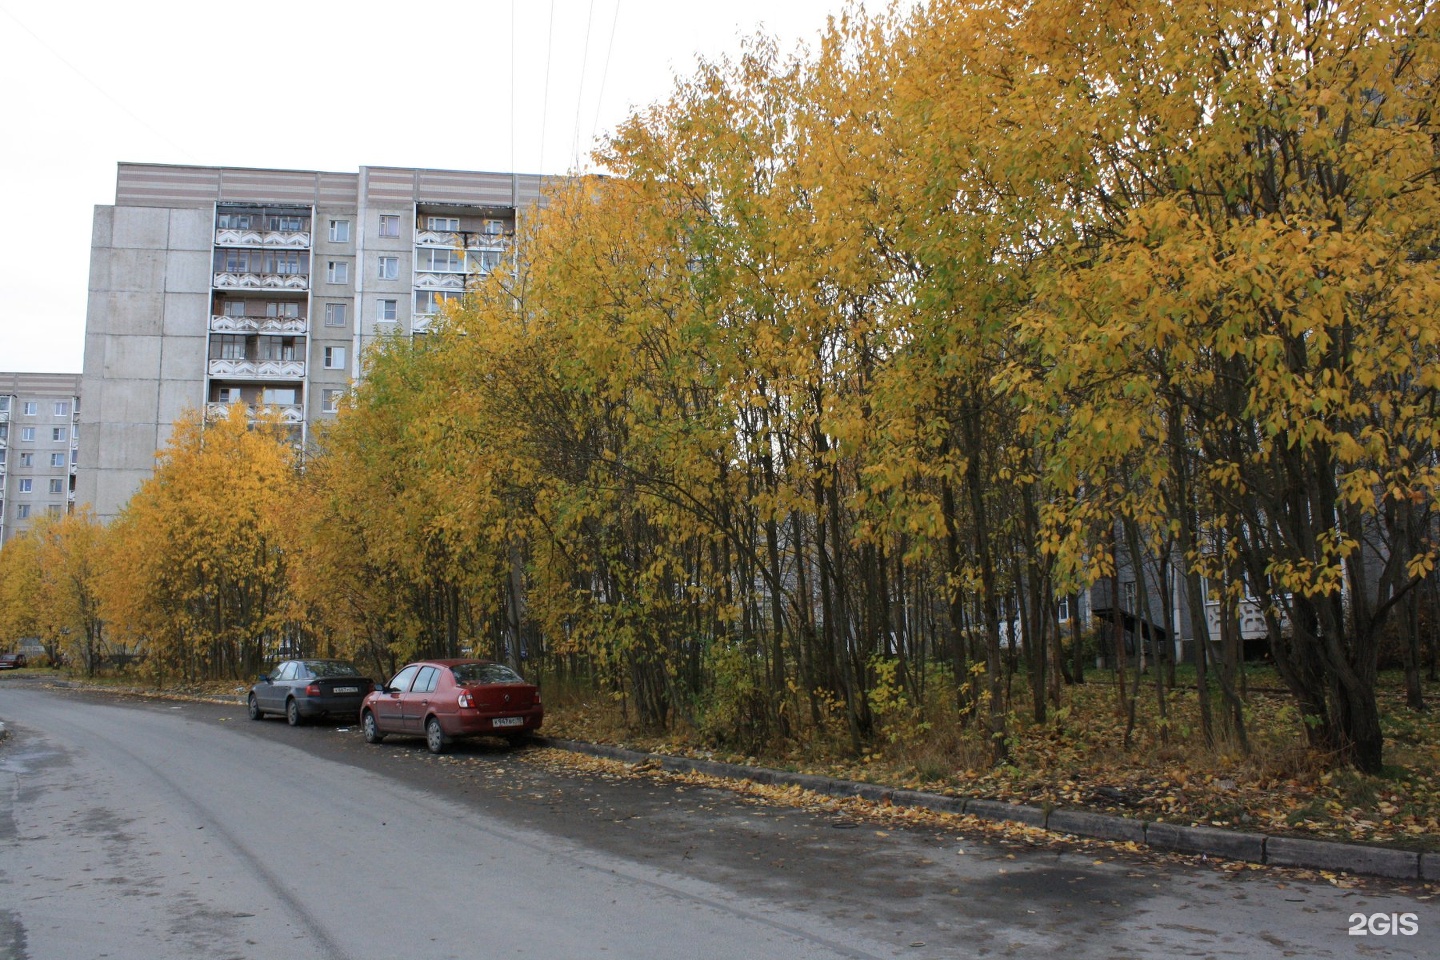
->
[0,372,83,545]
[79,162,552,522]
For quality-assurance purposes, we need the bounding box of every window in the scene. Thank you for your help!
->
[49,479,64,494]
[321,388,344,413]
[414,666,439,693]
[262,388,297,405]
[223,300,247,317]
[266,301,300,318]
[482,219,505,235]
[52,427,68,442]
[417,248,464,273]
[327,261,349,284]
[216,212,252,229]
[47,504,63,517]
[378,214,401,237]
[19,453,33,467]
[475,250,502,273]
[18,479,32,493]
[426,216,460,232]
[54,401,70,417]
[0,397,8,415]
[324,303,348,327]
[328,219,351,243]
[1121,581,1137,612]
[258,337,298,362]
[216,335,247,360]
[23,401,37,416]
[268,215,305,232]
[216,387,242,404]
[378,255,399,280]
[264,251,304,275]
[415,290,459,315]
[1057,599,1071,622]
[377,299,398,322]
[15,505,29,519]
[323,346,346,369]
[20,427,35,442]
[50,453,65,468]
[219,249,255,273]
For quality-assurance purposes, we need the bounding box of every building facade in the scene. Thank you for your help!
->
[79,162,551,522]
[0,372,82,544]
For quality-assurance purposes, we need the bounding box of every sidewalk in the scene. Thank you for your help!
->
[539,736,1437,882]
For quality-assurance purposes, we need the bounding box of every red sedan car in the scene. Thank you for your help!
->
[361,659,543,753]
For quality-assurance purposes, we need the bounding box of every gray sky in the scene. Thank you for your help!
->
[0,0,874,373]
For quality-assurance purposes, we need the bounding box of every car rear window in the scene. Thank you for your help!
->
[450,663,524,685]
[307,661,361,678]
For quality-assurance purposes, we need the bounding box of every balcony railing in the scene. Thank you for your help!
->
[214,228,311,248]
[207,359,306,379]
[413,272,469,291]
[213,272,310,291]
[414,229,511,250]
[209,315,309,335]
[205,402,304,424]
[1203,598,1290,641]
[411,315,434,333]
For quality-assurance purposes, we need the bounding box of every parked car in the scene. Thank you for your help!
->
[248,659,374,726]
[0,653,27,670]
[361,659,543,753]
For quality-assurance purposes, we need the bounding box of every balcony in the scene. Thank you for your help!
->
[411,315,434,333]
[414,229,511,250]
[207,359,306,379]
[214,228,311,248]
[210,315,309,335]
[413,272,468,291]
[213,272,310,291]
[205,402,304,424]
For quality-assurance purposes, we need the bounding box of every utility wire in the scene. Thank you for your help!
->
[589,0,622,154]
[0,4,199,163]
[570,0,597,171]
[538,0,557,175]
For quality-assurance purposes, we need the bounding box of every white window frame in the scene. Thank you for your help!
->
[321,388,344,414]
[20,427,35,442]
[15,504,29,519]
[18,479,32,493]
[22,401,37,416]
[328,219,351,243]
[378,214,401,238]
[323,346,346,370]
[53,400,71,417]
[50,453,65,468]
[378,255,399,280]
[427,216,460,231]
[324,303,348,327]
[52,427,68,442]
[377,299,398,322]
[19,453,33,467]
[326,261,349,284]
[49,478,64,495]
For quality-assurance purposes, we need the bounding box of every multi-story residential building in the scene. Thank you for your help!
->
[0,372,82,544]
[79,162,551,523]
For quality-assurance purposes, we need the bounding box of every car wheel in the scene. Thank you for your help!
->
[286,698,303,727]
[425,717,447,754]
[247,694,263,720]
[362,710,385,744]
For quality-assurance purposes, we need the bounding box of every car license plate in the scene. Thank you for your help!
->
[333,686,359,694]
[493,716,524,728]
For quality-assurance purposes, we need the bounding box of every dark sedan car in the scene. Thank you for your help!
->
[248,658,374,726]
[0,653,27,670]
[361,659,543,753]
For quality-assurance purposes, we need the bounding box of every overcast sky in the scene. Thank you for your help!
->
[0,0,875,374]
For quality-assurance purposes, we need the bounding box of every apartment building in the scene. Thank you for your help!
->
[79,162,551,522]
[0,372,82,544]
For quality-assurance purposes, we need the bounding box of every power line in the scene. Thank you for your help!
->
[570,0,597,171]
[538,0,557,174]
[0,4,199,163]
[589,0,623,154]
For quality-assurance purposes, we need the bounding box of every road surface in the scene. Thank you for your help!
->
[0,683,1435,959]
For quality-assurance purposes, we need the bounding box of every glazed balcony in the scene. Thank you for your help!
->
[209,315,309,335]
[213,227,311,248]
[414,229,511,250]
[213,272,310,291]
[204,402,304,424]
[413,272,468,291]
[207,359,306,379]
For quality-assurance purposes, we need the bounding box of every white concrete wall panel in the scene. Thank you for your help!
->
[162,293,210,338]
[111,206,170,249]
[164,250,211,294]
[167,208,213,251]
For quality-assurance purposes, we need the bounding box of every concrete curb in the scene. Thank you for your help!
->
[537,736,1430,881]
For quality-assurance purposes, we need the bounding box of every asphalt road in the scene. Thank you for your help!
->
[0,682,1436,960]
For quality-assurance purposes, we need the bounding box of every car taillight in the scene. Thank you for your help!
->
[305,683,321,696]
[534,689,541,704]
[457,692,473,708]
